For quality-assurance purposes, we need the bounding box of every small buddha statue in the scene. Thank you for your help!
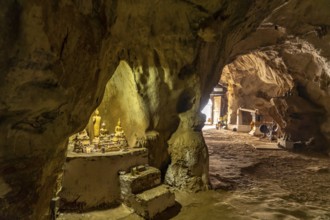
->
[111,119,128,150]
[115,119,124,135]
[113,119,124,142]
[93,109,101,137]
[100,122,108,136]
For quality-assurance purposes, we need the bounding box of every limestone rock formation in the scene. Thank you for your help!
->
[165,111,209,190]
[222,40,330,151]
[0,1,114,219]
[220,0,330,152]
[221,52,294,124]
[91,0,288,191]
[0,0,330,219]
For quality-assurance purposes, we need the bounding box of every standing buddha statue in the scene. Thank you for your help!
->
[93,109,101,138]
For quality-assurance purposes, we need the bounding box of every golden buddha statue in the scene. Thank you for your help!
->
[113,119,124,142]
[100,122,108,136]
[111,119,128,150]
[93,109,101,137]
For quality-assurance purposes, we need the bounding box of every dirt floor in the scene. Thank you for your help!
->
[204,127,330,220]
[59,127,330,220]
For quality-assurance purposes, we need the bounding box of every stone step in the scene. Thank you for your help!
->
[119,166,161,197]
[60,148,149,211]
[125,184,175,219]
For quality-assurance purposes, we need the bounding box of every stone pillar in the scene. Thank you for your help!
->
[212,96,221,124]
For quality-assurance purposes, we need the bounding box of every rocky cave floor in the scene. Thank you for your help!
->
[59,127,330,220]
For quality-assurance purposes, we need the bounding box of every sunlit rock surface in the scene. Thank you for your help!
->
[0,0,330,219]
[222,40,330,151]
[221,53,294,124]
[220,0,330,151]
[87,0,287,191]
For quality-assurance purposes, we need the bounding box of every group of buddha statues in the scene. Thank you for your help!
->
[70,109,131,153]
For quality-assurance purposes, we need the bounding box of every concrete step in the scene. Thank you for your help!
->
[125,184,175,219]
[119,166,161,197]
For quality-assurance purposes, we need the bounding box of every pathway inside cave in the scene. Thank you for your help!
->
[204,127,330,220]
[59,127,330,220]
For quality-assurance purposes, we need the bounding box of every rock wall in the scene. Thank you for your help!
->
[222,41,330,151]
[0,1,115,219]
[0,0,330,219]
[90,0,288,190]
[222,0,330,151]
[221,53,293,124]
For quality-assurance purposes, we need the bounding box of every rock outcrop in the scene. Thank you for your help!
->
[0,1,114,219]
[0,0,329,219]
[222,40,330,151]
[221,52,294,124]
[220,0,330,151]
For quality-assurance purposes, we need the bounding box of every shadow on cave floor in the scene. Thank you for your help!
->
[58,127,330,220]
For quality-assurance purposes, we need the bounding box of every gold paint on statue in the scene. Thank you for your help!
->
[93,109,101,137]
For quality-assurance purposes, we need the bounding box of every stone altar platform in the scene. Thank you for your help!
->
[59,148,148,211]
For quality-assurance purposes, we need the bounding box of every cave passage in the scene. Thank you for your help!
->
[199,46,330,218]
[203,128,330,220]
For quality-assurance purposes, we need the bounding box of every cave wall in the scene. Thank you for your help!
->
[271,41,330,149]
[0,1,116,219]
[222,0,330,151]
[222,41,330,150]
[221,53,293,124]
[1,0,330,219]
[92,0,288,191]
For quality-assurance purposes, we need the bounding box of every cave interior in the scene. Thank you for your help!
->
[0,0,330,219]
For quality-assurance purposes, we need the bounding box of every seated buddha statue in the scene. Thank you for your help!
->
[111,119,128,149]
[113,119,124,141]
[100,122,108,136]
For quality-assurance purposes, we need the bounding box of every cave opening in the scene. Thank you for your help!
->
[201,99,212,124]
[202,45,330,219]
[203,52,288,189]
[201,83,228,126]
